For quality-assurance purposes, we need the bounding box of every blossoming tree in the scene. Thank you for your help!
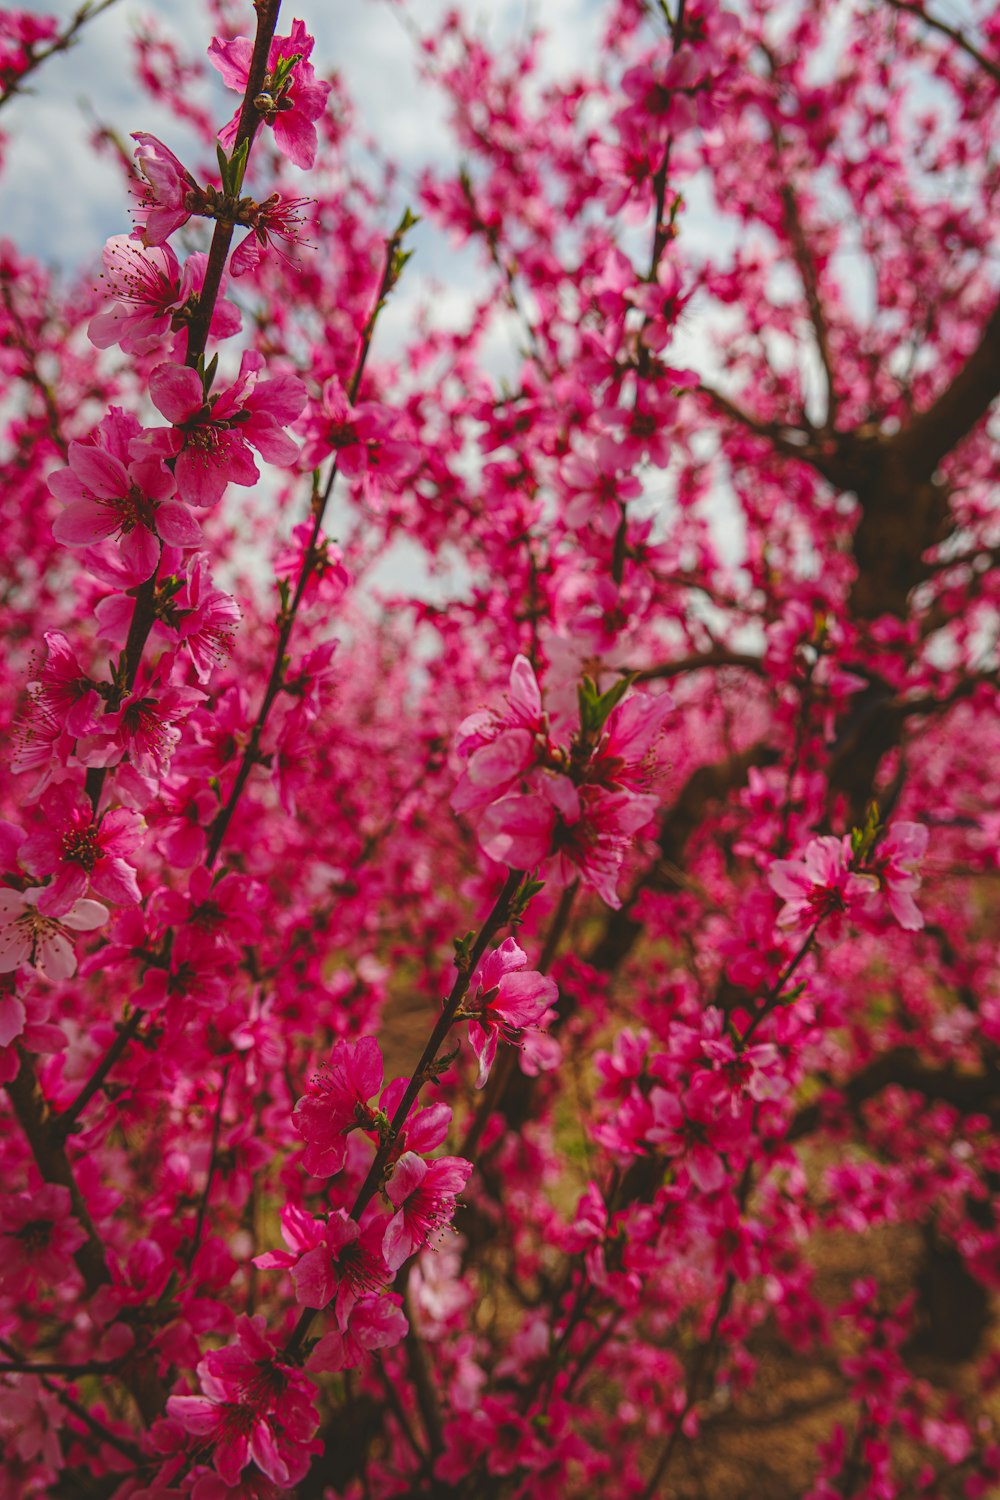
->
[0,0,998,1496]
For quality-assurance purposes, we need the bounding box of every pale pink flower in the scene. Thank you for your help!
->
[0,887,109,981]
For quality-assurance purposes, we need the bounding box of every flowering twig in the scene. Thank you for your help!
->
[0,0,121,110]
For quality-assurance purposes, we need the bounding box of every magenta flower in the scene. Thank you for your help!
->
[768,835,877,946]
[166,1314,320,1489]
[230,194,312,278]
[0,887,109,981]
[308,1292,408,1373]
[129,131,206,246]
[28,631,102,737]
[88,236,241,355]
[480,778,657,909]
[0,1185,86,1294]
[83,668,203,779]
[142,352,306,507]
[209,19,331,171]
[49,419,198,583]
[383,1151,473,1272]
[290,1209,390,1326]
[463,937,558,1088]
[293,1035,384,1176]
[19,782,144,917]
[451,654,548,818]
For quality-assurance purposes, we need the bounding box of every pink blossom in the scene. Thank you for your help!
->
[129,131,205,246]
[289,1209,390,1325]
[142,352,306,507]
[82,668,203,779]
[293,1035,384,1176]
[868,821,929,931]
[383,1151,473,1272]
[0,1184,87,1292]
[27,631,102,737]
[19,782,144,916]
[451,654,549,817]
[209,19,331,171]
[463,936,558,1088]
[49,417,196,582]
[88,237,240,355]
[308,1292,408,1372]
[768,835,877,946]
[0,887,109,981]
[166,1314,320,1489]
[230,194,312,278]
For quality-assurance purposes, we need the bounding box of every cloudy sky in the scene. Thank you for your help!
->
[5,0,604,273]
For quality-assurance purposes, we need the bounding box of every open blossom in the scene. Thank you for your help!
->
[230,194,312,278]
[81,668,203,779]
[49,414,199,582]
[141,352,307,507]
[88,236,241,355]
[129,131,206,246]
[19,782,144,917]
[383,1151,474,1272]
[293,1035,384,1176]
[27,631,102,737]
[0,1184,87,1293]
[868,821,928,931]
[463,937,558,1088]
[166,1314,320,1490]
[768,835,877,946]
[308,1292,408,1373]
[0,887,109,981]
[451,655,549,818]
[288,1209,390,1325]
[209,19,332,171]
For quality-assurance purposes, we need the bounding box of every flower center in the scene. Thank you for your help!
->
[62,826,102,870]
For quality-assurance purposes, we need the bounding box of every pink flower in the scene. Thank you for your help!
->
[0,1184,87,1293]
[82,668,203,779]
[308,1292,408,1373]
[290,1209,390,1325]
[166,1314,320,1489]
[293,1035,384,1176]
[27,631,102,737]
[230,194,312,278]
[0,882,101,990]
[19,782,144,916]
[129,131,205,246]
[867,821,928,931]
[463,936,558,1088]
[383,1151,473,1272]
[142,352,306,507]
[480,779,657,908]
[209,19,331,171]
[768,835,877,946]
[49,417,197,583]
[88,236,240,355]
[451,654,548,817]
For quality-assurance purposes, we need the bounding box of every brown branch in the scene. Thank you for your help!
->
[698,384,819,463]
[636,649,766,681]
[892,296,1000,478]
[884,0,1000,87]
[0,0,121,110]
